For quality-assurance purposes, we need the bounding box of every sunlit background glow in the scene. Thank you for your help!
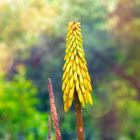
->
[0,43,14,73]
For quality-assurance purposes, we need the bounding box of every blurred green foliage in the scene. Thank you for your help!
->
[0,67,48,139]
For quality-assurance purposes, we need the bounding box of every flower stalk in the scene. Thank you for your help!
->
[62,22,93,140]
[48,78,62,140]
[75,91,84,140]
[47,115,51,140]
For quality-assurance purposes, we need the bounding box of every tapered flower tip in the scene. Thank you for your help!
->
[68,21,80,26]
[67,22,81,32]
[62,21,93,112]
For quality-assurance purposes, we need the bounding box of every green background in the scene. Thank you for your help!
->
[0,0,140,139]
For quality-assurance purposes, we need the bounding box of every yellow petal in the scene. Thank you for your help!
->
[70,88,74,98]
[86,72,91,81]
[62,82,66,91]
[77,64,80,75]
[65,82,70,94]
[76,80,80,92]
[63,92,68,102]
[62,70,67,80]
[64,74,69,84]
[86,91,93,105]
[77,90,85,107]
[73,62,76,72]
[78,49,84,58]
[79,74,84,85]
[81,68,86,78]
[69,67,73,78]
[64,103,68,112]
[70,76,74,89]
[75,56,79,64]
[74,72,77,81]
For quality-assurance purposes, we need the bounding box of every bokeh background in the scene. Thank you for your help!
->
[0,0,140,139]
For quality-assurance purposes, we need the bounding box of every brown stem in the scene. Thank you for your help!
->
[48,78,62,140]
[48,115,51,140]
[75,91,84,140]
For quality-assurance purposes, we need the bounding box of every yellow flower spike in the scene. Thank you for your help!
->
[62,21,93,112]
